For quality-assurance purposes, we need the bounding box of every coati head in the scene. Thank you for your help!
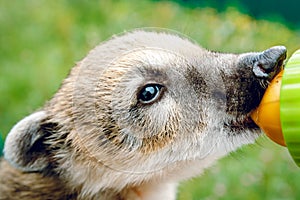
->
[4,31,286,193]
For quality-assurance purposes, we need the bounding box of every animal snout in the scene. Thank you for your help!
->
[252,46,287,81]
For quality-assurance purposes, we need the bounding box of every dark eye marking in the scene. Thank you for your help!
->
[137,84,164,104]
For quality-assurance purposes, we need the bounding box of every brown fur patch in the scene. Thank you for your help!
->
[0,159,77,199]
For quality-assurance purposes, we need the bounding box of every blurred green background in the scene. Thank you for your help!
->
[1,0,300,199]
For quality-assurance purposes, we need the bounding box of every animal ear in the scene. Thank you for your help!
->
[241,46,287,79]
[4,111,51,172]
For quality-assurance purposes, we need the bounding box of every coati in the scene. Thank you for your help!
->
[0,30,286,200]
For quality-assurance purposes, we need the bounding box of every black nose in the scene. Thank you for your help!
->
[252,46,287,80]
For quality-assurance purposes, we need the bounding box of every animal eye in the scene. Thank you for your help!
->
[138,84,164,104]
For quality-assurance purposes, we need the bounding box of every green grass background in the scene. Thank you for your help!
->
[1,0,300,199]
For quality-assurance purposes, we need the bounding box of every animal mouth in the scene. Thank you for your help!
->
[224,46,286,133]
[224,114,259,132]
[224,66,283,132]
[225,62,284,132]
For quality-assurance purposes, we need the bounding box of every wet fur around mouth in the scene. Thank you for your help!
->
[224,114,259,134]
